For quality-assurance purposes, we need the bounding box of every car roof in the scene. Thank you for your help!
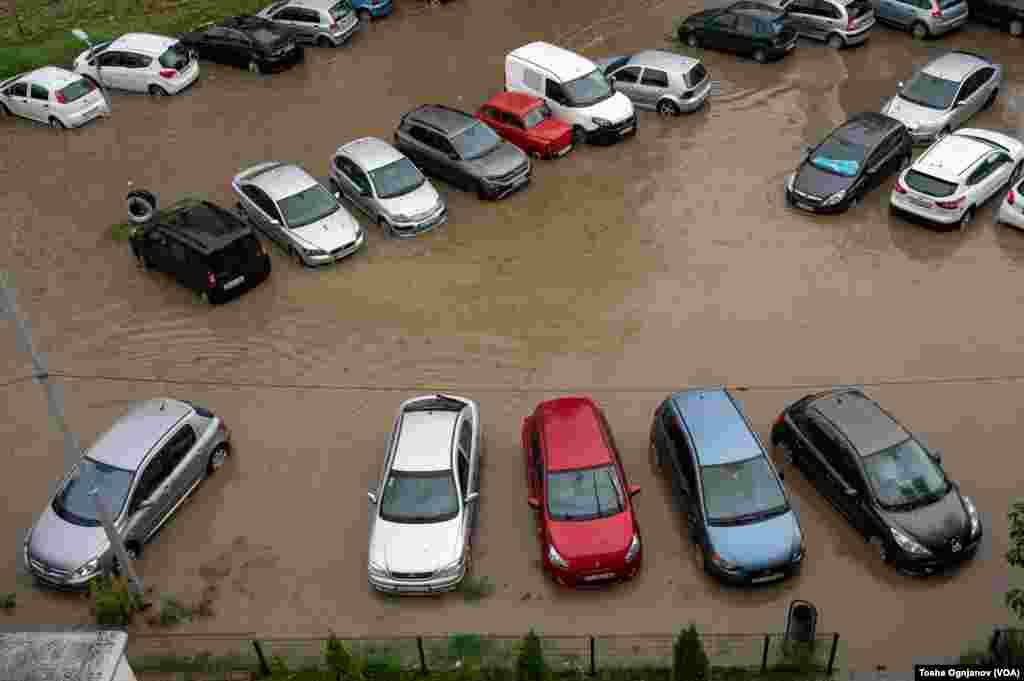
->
[537,397,613,471]
[280,0,339,10]
[914,132,995,181]
[509,42,596,82]
[407,105,477,136]
[241,162,319,200]
[222,15,277,28]
[834,112,902,146]
[669,389,762,466]
[732,6,787,18]
[339,137,405,171]
[483,91,545,116]
[806,390,908,456]
[153,199,253,254]
[110,33,178,55]
[392,409,458,472]
[922,51,990,81]
[20,66,83,88]
[87,399,192,470]
[628,50,698,73]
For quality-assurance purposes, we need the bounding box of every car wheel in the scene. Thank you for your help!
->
[753,48,767,63]
[958,205,974,231]
[869,536,889,564]
[289,246,305,266]
[316,36,333,48]
[476,181,491,200]
[693,541,709,574]
[248,60,261,74]
[827,33,844,49]
[572,126,586,146]
[148,84,168,97]
[48,116,65,129]
[1011,19,1023,36]
[207,444,229,474]
[650,440,663,469]
[379,216,393,234]
[0,103,10,117]
[358,8,370,23]
[911,21,928,39]
[112,543,141,576]
[686,32,700,48]
[657,99,681,117]
[984,88,999,110]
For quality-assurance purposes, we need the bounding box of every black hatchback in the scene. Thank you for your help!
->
[786,112,912,214]
[678,4,798,63]
[179,15,304,73]
[770,389,982,575]
[130,199,272,304]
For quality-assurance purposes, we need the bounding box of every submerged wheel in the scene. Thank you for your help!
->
[48,116,65,129]
[869,536,888,564]
[1010,19,1023,36]
[148,84,168,96]
[686,32,700,48]
[827,33,844,49]
[207,444,229,474]
[912,21,928,39]
[753,48,767,63]
[657,99,681,117]
[316,36,333,48]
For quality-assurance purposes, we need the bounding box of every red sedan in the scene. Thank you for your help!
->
[522,396,643,587]
[476,92,574,160]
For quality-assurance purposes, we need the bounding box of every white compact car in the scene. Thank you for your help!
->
[73,33,200,96]
[996,174,1024,230]
[890,128,1024,229]
[0,66,109,129]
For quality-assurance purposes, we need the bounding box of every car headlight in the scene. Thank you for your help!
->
[786,173,795,192]
[592,117,612,128]
[822,190,846,206]
[625,534,641,563]
[367,560,388,578]
[710,551,740,572]
[73,557,101,579]
[436,558,465,578]
[305,248,328,257]
[963,496,981,537]
[891,526,932,557]
[547,544,569,569]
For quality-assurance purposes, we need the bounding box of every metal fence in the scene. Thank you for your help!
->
[126,631,841,677]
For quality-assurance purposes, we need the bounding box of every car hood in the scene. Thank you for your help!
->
[475,142,529,178]
[289,207,361,251]
[586,92,635,124]
[794,161,856,199]
[529,119,573,143]
[706,510,801,570]
[885,96,946,131]
[369,516,462,573]
[378,181,442,219]
[28,504,109,572]
[880,488,970,552]
[548,511,633,566]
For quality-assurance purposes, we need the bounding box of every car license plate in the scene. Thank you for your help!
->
[620,126,633,136]
[751,572,784,584]
[223,275,245,290]
[909,196,931,208]
[556,145,572,157]
[582,572,616,582]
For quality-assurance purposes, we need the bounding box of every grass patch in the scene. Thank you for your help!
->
[109,221,136,242]
[0,592,15,613]
[458,575,495,603]
[130,652,259,672]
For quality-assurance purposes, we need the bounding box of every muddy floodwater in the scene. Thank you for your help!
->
[3,0,1024,672]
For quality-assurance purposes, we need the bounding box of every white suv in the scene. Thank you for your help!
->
[73,33,200,96]
[0,66,109,129]
[890,128,1024,230]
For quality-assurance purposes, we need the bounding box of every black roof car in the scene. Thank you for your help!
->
[179,16,304,73]
[965,0,1024,36]
[679,4,797,63]
[770,389,982,576]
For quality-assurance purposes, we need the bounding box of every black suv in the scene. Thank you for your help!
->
[394,104,532,200]
[967,0,1024,36]
[130,199,272,304]
[678,3,798,62]
[179,16,304,73]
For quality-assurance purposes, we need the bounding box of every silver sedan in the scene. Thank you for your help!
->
[330,137,447,238]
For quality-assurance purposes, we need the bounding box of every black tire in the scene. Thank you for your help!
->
[289,246,305,266]
[685,32,699,48]
[127,189,158,225]
[358,8,370,22]
[476,181,491,200]
[753,48,767,63]
[571,126,586,146]
[657,99,681,117]
[984,87,999,110]
[316,36,333,48]
[48,116,65,129]
[958,205,974,231]
[207,444,229,474]
[1010,19,1023,36]
[827,32,844,49]
[911,21,928,39]
[0,103,10,117]
[111,542,141,576]
[248,59,261,74]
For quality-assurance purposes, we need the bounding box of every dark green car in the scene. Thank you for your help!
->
[678,3,798,63]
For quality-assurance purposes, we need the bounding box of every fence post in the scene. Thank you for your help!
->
[826,633,840,676]
[589,635,596,676]
[252,639,271,678]
[418,636,428,674]
[761,634,770,673]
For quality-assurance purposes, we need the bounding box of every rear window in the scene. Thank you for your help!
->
[210,234,261,273]
[329,0,352,19]
[686,63,707,88]
[905,169,957,197]
[939,0,963,8]
[847,0,872,17]
[58,78,96,103]
[158,43,190,70]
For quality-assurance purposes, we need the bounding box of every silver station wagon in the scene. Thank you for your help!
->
[367,394,481,594]
[24,399,231,589]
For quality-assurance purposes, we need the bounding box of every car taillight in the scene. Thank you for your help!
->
[847,16,856,29]
[55,92,66,104]
[931,5,942,16]
[774,413,785,426]
[208,272,217,288]
[894,180,908,194]
[329,21,338,30]
[159,69,177,79]
[1009,190,1016,205]
[935,197,964,209]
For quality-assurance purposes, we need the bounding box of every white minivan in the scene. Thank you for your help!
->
[505,41,636,145]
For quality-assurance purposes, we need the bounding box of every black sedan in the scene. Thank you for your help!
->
[785,113,912,214]
[179,16,304,73]
[770,389,982,576]
[677,4,797,63]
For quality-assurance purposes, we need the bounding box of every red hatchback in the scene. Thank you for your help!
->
[522,396,643,587]
[476,92,574,160]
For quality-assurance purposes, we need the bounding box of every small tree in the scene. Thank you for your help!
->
[324,632,363,681]
[673,624,710,681]
[89,575,138,626]
[1006,501,1024,619]
[516,629,546,681]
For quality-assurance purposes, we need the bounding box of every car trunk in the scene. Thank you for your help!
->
[209,235,268,293]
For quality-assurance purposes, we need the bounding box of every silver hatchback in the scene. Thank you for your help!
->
[784,0,876,47]
[257,0,360,47]
[330,137,447,238]
[598,50,711,116]
[24,399,230,590]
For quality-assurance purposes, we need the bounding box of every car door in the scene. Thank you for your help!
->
[707,11,740,51]
[498,110,530,149]
[272,7,309,41]
[144,424,199,540]
[815,0,845,38]
[293,8,323,41]
[951,71,983,126]
[2,82,30,119]
[818,436,873,536]
[240,185,287,244]
[224,28,255,66]
[94,51,128,89]
[636,67,670,107]
[336,156,376,216]
[141,228,174,273]
[969,151,1014,204]
[27,83,51,123]
[204,27,235,63]
[732,13,759,54]
[862,132,901,193]
[457,419,477,548]
[528,426,546,540]
[794,413,865,526]
[123,446,176,543]
[789,411,843,495]
[886,0,914,25]
[404,125,441,175]
[608,65,642,101]
[786,0,819,36]
[665,417,702,540]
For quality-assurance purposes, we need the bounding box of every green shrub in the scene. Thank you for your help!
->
[516,629,545,681]
[362,653,402,680]
[156,597,196,626]
[776,640,818,673]
[672,624,709,681]
[0,593,15,613]
[459,576,495,603]
[89,575,138,626]
[324,633,363,681]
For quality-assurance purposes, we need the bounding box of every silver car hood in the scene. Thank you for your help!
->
[378,182,442,219]
[886,96,946,130]
[29,504,109,571]
[369,516,462,574]
[290,208,361,252]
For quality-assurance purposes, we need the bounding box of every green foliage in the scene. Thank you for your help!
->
[775,640,818,673]
[363,653,403,680]
[1006,500,1024,620]
[109,222,137,242]
[156,597,195,626]
[0,593,15,613]
[459,575,495,603]
[672,624,709,681]
[89,575,138,626]
[516,630,546,681]
[324,633,363,681]
[269,654,296,680]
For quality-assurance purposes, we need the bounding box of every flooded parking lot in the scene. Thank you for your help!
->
[2,0,1024,672]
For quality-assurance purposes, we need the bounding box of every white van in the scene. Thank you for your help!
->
[505,42,637,145]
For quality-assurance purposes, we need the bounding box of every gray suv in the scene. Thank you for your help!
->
[257,0,359,47]
[24,399,231,590]
[597,50,712,116]
[784,0,876,47]
[394,105,532,200]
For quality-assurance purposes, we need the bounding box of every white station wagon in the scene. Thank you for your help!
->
[367,394,481,594]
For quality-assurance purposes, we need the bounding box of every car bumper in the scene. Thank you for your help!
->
[66,101,110,128]
[842,20,875,44]
[163,63,201,94]
[261,48,304,71]
[304,230,366,266]
[330,18,361,45]
[893,534,981,575]
[209,258,272,304]
[786,186,850,214]
[997,200,1024,229]
[482,171,531,200]
[890,193,963,225]
[546,555,641,588]
[709,554,803,585]
[389,205,448,237]
[930,12,968,35]
[680,79,712,112]
[586,114,638,144]
[25,551,99,591]
[369,567,465,594]
[766,40,798,59]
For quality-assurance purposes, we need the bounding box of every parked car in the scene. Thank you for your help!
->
[330,137,447,237]
[967,0,1024,35]
[890,128,1024,228]
[882,51,1002,145]
[780,0,876,47]
[0,66,109,129]
[350,0,393,21]
[786,113,912,213]
[870,0,968,38]
[130,198,272,303]
[256,0,359,47]
[24,399,231,589]
[73,33,199,96]
[522,396,643,587]
[232,162,365,266]
[651,388,803,584]
[505,42,637,145]
[394,104,532,200]
[178,16,304,73]
[677,3,798,63]
[596,50,712,116]
[996,172,1024,229]
[771,389,982,575]
[366,394,481,594]
[475,92,574,158]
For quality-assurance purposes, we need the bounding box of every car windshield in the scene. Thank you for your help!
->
[700,456,788,525]
[899,72,959,110]
[58,78,96,103]
[451,122,503,160]
[158,43,190,70]
[862,438,949,509]
[546,464,625,522]
[686,63,707,88]
[563,69,614,107]
[523,103,552,128]
[379,470,459,523]
[278,184,339,227]
[52,458,134,527]
[810,136,867,177]
[848,0,872,17]
[329,0,352,19]
[369,158,425,199]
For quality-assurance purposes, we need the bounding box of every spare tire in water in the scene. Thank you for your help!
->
[127,189,157,224]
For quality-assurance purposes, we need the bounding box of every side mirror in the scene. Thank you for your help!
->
[628,485,641,498]
[897,81,904,89]
[465,491,480,504]
[367,490,377,504]
[268,218,281,226]
[844,487,859,498]
[930,449,943,464]
[527,496,540,509]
